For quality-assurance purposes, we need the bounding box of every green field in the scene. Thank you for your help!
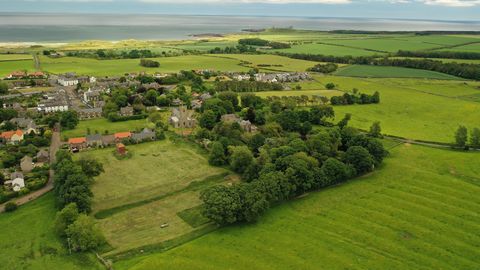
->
[0,54,32,61]
[316,76,480,143]
[255,89,343,98]
[209,54,321,72]
[0,194,103,270]
[0,59,36,77]
[438,43,480,53]
[76,140,227,213]
[388,57,480,64]
[272,42,380,56]
[114,143,480,270]
[61,118,152,139]
[40,55,249,76]
[334,65,461,80]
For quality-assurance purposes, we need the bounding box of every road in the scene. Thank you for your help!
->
[0,128,61,213]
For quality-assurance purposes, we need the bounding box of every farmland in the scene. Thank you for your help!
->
[334,65,461,80]
[0,59,35,77]
[0,54,32,61]
[115,143,480,270]
[0,194,103,270]
[210,54,322,72]
[255,89,343,98]
[272,42,380,56]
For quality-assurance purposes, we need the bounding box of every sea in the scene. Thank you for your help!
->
[0,13,479,42]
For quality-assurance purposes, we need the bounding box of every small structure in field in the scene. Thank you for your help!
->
[116,143,127,156]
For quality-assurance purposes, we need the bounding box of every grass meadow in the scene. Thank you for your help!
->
[76,140,227,213]
[316,76,480,143]
[209,54,321,72]
[334,65,461,80]
[0,194,103,270]
[439,43,480,53]
[272,43,380,56]
[114,143,480,270]
[0,54,32,61]
[255,89,343,98]
[0,59,36,77]
[61,118,152,139]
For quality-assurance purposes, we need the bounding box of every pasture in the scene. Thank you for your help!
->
[0,54,32,61]
[272,42,379,56]
[39,55,249,76]
[254,89,343,98]
[210,54,321,72]
[0,59,35,77]
[114,143,480,270]
[61,118,151,139]
[317,75,480,143]
[439,43,480,53]
[334,65,461,80]
[0,194,103,270]
[76,140,227,213]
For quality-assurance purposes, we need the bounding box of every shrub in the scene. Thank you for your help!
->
[5,202,18,212]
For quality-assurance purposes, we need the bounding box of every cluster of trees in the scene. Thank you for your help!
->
[208,45,257,54]
[53,151,105,252]
[455,126,480,149]
[215,81,283,92]
[0,81,8,94]
[278,52,480,80]
[330,91,380,105]
[238,38,291,49]
[43,111,79,130]
[66,49,175,60]
[196,95,387,225]
[139,59,160,68]
[396,50,480,60]
[308,63,338,73]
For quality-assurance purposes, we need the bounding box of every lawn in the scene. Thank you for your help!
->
[114,143,480,270]
[273,42,381,56]
[61,118,152,139]
[0,194,103,270]
[255,89,343,98]
[39,55,249,76]
[0,59,36,77]
[76,140,227,213]
[317,76,480,143]
[334,65,460,80]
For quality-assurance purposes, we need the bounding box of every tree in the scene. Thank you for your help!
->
[0,81,8,94]
[209,142,227,166]
[59,111,79,130]
[237,184,269,222]
[369,121,382,138]
[455,125,468,149]
[321,158,349,186]
[144,89,158,106]
[470,128,480,149]
[4,202,17,212]
[344,146,375,175]
[77,158,104,178]
[199,110,217,130]
[66,215,105,252]
[338,113,352,129]
[55,203,79,237]
[325,83,335,90]
[229,146,254,174]
[200,185,242,225]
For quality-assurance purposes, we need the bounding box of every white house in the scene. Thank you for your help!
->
[58,76,79,87]
[11,172,25,192]
[89,76,97,83]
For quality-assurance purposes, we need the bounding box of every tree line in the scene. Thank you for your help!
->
[238,38,291,49]
[215,80,284,92]
[195,93,387,225]
[330,91,380,105]
[53,151,106,252]
[396,50,480,60]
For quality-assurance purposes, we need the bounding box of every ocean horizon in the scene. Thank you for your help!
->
[0,13,479,42]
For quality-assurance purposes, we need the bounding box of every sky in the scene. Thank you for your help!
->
[0,0,479,21]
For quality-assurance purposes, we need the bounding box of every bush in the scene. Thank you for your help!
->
[5,202,18,212]
[140,59,160,68]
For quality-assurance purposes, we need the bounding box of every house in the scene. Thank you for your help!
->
[28,71,46,79]
[10,172,25,192]
[83,89,102,103]
[221,114,241,123]
[58,75,79,87]
[114,132,132,143]
[94,100,106,109]
[86,134,103,148]
[191,100,203,110]
[169,107,196,129]
[68,137,87,152]
[6,71,27,79]
[77,108,102,120]
[10,118,38,134]
[101,134,115,146]
[0,130,24,144]
[20,156,34,173]
[116,143,127,156]
[119,106,134,117]
[36,149,49,163]
[239,120,258,133]
[132,128,156,143]
[37,90,69,113]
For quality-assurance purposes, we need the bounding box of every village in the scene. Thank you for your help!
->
[0,68,311,204]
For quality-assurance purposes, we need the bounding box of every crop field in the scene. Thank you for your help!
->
[0,54,32,61]
[439,43,480,53]
[334,65,461,80]
[114,143,480,270]
[272,42,380,56]
[39,55,249,76]
[316,76,480,142]
[0,194,103,270]
[388,57,480,64]
[76,140,227,213]
[170,41,237,51]
[61,118,151,139]
[212,54,321,72]
[0,59,35,77]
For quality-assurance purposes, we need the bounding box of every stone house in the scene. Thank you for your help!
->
[120,106,134,117]
[68,137,87,152]
[114,132,132,143]
[132,128,156,143]
[101,134,115,146]
[20,156,34,173]
[77,108,103,120]
[169,107,196,129]
[86,134,103,148]
[36,149,49,163]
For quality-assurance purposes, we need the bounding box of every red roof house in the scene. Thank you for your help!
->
[0,130,24,143]
[114,132,132,142]
[68,137,87,151]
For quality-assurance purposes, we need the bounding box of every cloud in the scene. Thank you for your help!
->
[139,0,351,3]
[422,0,480,6]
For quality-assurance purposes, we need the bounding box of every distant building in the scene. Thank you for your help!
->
[101,134,115,146]
[77,108,102,120]
[132,128,156,143]
[86,134,103,148]
[6,71,27,80]
[119,106,134,117]
[169,106,196,129]
[10,118,38,134]
[83,89,102,103]
[37,90,69,113]
[58,74,79,87]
